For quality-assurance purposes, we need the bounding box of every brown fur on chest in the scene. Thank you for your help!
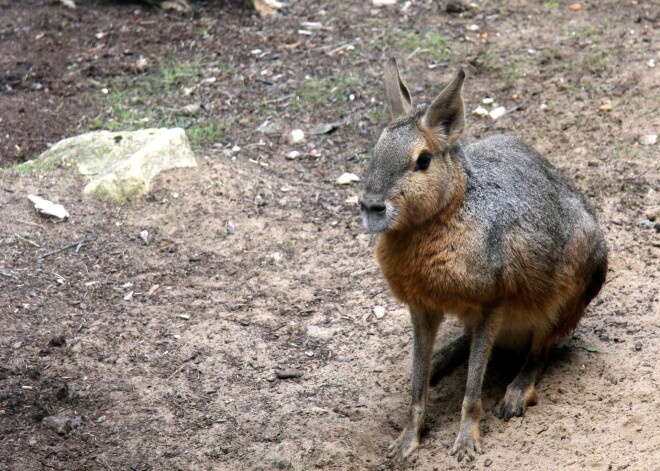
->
[376,216,496,314]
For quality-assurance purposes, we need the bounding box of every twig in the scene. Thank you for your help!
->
[0,270,17,279]
[15,219,45,229]
[40,239,89,260]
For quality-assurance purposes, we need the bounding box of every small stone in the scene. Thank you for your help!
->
[639,134,657,146]
[336,173,360,185]
[231,145,241,153]
[96,415,106,423]
[634,341,642,351]
[540,103,548,111]
[307,325,333,340]
[569,3,581,11]
[43,414,72,435]
[489,106,506,120]
[28,195,69,219]
[344,195,359,205]
[179,103,200,116]
[11,341,22,349]
[482,97,494,105]
[639,220,654,229]
[276,370,303,380]
[69,416,82,430]
[472,106,489,117]
[179,314,190,320]
[123,291,134,301]
[135,56,150,73]
[288,129,305,144]
[286,150,300,160]
[139,230,149,244]
[374,306,386,319]
[599,101,613,112]
[372,0,396,6]
[226,220,235,235]
[485,458,493,467]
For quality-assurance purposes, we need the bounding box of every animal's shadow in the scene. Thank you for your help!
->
[425,343,577,433]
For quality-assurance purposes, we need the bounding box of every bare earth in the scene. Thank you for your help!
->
[1,1,659,470]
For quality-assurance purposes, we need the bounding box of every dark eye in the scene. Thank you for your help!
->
[414,152,432,171]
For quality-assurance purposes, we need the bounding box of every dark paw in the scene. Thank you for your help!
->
[497,386,538,421]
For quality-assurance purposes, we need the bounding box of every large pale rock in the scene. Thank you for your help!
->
[37,128,196,203]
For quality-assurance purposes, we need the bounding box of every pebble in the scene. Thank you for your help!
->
[336,173,360,185]
[307,325,333,340]
[232,145,241,153]
[288,129,305,144]
[179,103,200,116]
[276,370,303,380]
[70,416,82,430]
[226,220,235,235]
[482,97,494,105]
[286,150,300,160]
[489,106,506,120]
[43,414,72,435]
[599,101,613,112]
[634,341,642,351]
[639,220,654,229]
[345,195,359,205]
[135,56,150,73]
[374,306,386,319]
[472,106,489,117]
[485,458,493,467]
[639,134,657,146]
[140,230,149,244]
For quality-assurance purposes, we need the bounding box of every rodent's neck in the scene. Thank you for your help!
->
[428,143,466,228]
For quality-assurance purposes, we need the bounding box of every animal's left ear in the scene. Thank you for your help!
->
[384,57,413,119]
[422,68,465,145]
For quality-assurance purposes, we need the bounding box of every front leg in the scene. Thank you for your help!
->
[388,309,443,460]
[451,311,501,462]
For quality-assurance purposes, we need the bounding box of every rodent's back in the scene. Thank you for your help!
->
[460,135,604,305]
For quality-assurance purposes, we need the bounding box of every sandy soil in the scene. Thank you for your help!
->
[1,1,659,470]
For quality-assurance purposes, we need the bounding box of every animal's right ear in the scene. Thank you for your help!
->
[384,58,412,119]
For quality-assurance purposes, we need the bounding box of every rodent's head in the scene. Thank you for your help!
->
[360,59,466,233]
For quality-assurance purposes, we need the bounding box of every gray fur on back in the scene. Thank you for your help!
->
[458,135,601,279]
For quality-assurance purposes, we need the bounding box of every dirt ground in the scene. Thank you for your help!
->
[1,0,659,470]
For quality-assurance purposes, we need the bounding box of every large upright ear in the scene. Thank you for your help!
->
[422,68,466,145]
[384,58,412,119]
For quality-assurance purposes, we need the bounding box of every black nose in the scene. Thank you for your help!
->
[359,194,386,214]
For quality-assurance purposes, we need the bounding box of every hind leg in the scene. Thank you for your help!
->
[430,333,470,386]
[497,345,548,421]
